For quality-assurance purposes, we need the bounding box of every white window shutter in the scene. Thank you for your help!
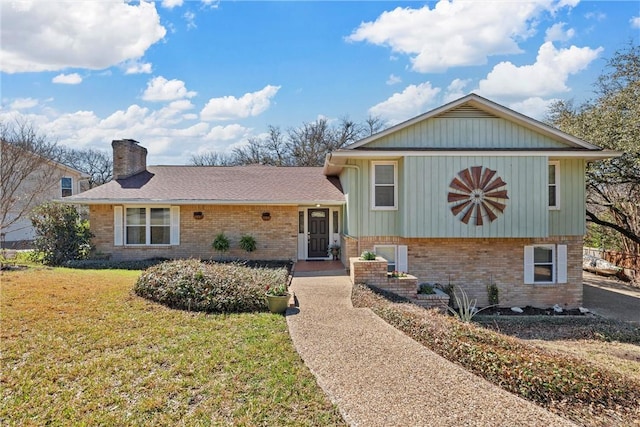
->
[397,245,408,272]
[170,206,180,245]
[114,206,123,246]
[557,244,567,283]
[524,246,534,284]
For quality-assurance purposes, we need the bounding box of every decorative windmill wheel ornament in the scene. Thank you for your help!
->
[447,166,509,226]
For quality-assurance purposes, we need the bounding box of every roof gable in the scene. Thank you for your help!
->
[345,93,601,151]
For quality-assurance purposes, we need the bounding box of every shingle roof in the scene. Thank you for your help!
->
[66,165,345,205]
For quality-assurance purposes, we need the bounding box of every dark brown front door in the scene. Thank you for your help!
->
[308,209,329,258]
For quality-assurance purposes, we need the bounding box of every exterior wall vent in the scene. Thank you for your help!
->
[436,105,498,118]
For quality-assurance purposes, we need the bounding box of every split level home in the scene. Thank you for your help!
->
[1,140,88,248]
[66,94,618,308]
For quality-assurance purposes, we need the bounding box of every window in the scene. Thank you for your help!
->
[548,162,559,209]
[125,207,171,245]
[332,211,339,233]
[298,211,304,234]
[61,177,72,197]
[374,245,397,272]
[524,244,567,284]
[371,161,397,209]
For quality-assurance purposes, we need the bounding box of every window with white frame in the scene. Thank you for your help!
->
[524,244,567,284]
[548,162,559,209]
[61,177,72,197]
[371,161,397,209]
[125,207,171,245]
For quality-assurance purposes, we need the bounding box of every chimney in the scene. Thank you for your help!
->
[112,139,147,180]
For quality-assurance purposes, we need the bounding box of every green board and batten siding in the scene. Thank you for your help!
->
[363,118,568,149]
[339,114,587,239]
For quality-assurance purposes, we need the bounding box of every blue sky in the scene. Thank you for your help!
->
[1,0,638,165]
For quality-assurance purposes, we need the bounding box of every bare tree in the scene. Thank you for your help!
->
[0,120,63,237]
[60,147,113,189]
[364,115,385,136]
[190,151,237,166]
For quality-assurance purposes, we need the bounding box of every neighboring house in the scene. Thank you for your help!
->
[1,141,89,248]
[66,94,617,308]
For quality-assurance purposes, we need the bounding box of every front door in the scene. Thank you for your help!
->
[308,209,329,258]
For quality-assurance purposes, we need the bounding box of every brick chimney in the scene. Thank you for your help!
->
[112,139,147,180]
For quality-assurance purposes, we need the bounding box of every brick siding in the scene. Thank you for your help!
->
[357,236,584,309]
[90,204,298,261]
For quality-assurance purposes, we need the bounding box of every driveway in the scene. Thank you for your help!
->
[583,272,640,324]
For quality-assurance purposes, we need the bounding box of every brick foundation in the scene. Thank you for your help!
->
[357,236,584,309]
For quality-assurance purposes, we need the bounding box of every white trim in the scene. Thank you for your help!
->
[123,205,175,246]
[557,245,568,283]
[371,161,398,210]
[327,150,617,159]
[548,161,560,210]
[524,244,557,285]
[397,245,408,272]
[64,199,347,206]
[113,206,123,246]
[170,206,180,245]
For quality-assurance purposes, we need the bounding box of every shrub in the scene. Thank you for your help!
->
[487,281,499,306]
[352,283,640,424]
[360,250,376,260]
[239,235,257,252]
[417,283,435,294]
[30,202,93,266]
[64,258,168,270]
[134,259,289,313]
[212,233,230,254]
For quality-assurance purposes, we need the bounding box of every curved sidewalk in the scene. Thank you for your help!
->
[286,272,575,427]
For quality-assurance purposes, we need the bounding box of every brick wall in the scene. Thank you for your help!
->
[357,236,584,308]
[90,204,298,261]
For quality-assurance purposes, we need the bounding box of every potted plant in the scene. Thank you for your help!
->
[360,250,376,260]
[328,241,341,260]
[265,283,290,314]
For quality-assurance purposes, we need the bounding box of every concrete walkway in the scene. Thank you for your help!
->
[286,271,575,427]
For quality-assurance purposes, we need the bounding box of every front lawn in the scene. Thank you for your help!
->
[0,268,344,426]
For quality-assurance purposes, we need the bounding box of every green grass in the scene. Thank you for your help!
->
[1,268,344,426]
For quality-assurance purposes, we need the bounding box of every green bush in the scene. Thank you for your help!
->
[212,233,230,253]
[30,202,93,266]
[352,283,640,423]
[134,259,289,313]
[239,235,257,252]
[64,258,168,270]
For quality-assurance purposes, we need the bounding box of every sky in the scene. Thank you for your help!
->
[1,0,639,165]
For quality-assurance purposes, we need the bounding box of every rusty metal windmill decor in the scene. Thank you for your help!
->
[447,166,509,226]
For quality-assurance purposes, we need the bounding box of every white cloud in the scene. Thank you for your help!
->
[369,82,441,124]
[631,16,640,28]
[52,73,82,85]
[477,42,603,99]
[585,11,606,21]
[184,11,197,29]
[386,74,402,85]
[545,22,575,42]
[1,1,166,73]
[124,61,153,75]
[444,79,471,103]
[204,124,251,142]
[9,98,39,110]
[508,97,558,120]
[142,76,197,102]
[200,85,281,121]
[347,0,577,72]
[162,0,183,9]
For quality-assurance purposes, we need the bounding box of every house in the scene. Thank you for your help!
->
[66,94,617,308]
[1,140,89,249]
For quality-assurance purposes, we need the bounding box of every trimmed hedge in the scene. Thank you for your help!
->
[352,283,640,425]
[134,259,289,313]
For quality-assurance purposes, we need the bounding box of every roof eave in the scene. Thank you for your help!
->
[61,198,346,206]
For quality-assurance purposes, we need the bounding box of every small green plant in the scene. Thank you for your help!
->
[360,250,376,260]
[418,283,436,294]
[487,281,499,306]
[212,233,230,254]
[265,282,289,297]
[447,288,492,322]
[389,271,407,278]
[239,235,257,252]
